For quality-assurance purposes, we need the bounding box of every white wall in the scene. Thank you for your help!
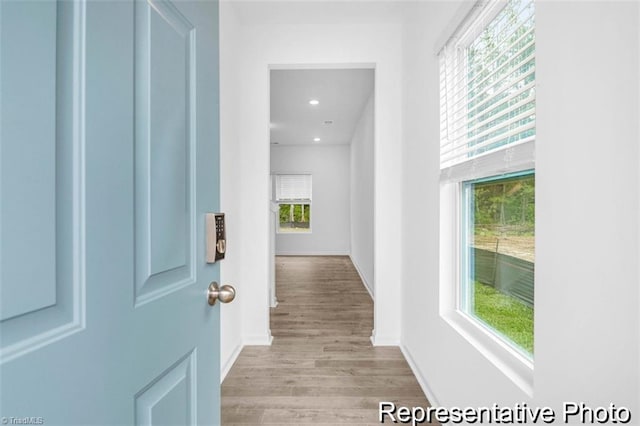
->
[534,1,638,411]
[271,145,351,255]
[400,0,640,413]
[219,1,405,360]
[350,93,375,296]
[400,0,471,405]
[221,0,640,409]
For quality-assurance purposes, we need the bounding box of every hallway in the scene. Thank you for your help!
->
[221,256,433,425]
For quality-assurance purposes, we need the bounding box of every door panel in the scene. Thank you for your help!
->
[0,0,221,424]
[134,0,196,306]
[1,1,57,321]
[134,350,196,425]
[1,0,85,361]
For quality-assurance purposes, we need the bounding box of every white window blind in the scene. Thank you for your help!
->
[440,0,535,180]
[275,174,312,201]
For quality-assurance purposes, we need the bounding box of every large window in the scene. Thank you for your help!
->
[274,174,312,233]
[440,0,536,362]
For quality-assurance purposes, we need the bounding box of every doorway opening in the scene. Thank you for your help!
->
[267,66,376,334]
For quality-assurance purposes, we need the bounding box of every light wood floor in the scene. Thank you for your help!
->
[221,256,435,425]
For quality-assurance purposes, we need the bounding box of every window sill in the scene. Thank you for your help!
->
[441,308,534,397]
[276,229,312,235]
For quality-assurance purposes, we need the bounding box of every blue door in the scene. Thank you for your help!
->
[1,0,223,424]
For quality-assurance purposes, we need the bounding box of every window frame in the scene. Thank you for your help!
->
[460,170,535,357]
[438,0,536,395]
[440,177,534,396]
[273,173,313,235]
[275,202,313,234]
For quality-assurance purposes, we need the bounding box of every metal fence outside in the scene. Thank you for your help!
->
[472,247,534,307]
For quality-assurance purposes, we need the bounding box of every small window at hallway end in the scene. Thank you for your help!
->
[274,174,312,234]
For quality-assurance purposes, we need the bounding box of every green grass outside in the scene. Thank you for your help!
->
[473,281,534,355]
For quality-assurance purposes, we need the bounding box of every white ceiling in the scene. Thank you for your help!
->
[230,1,406,26]
[270,69,374,146]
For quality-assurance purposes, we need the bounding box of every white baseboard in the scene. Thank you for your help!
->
[243,332,273,346]
[400,343,440,408]
[220,343,243,383]
[221,332,273,383]
[349,255,373,299]
[370,332,400,346]
[275,251,350,256]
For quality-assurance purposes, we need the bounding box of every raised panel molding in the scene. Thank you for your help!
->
[135,349,197,426]
[0,0,87,364]
[134,0,196,307]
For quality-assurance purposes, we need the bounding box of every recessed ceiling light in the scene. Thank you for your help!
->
[313,137,321,142]
[309,99,319,106]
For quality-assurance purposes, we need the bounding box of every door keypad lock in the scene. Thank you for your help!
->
[206,213,226,263]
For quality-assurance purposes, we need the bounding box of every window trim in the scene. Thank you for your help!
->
[438,0,536,394]
[439,165,534,396]
[273,173,313,234]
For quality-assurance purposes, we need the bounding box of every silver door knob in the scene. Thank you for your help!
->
[207,282,236,306]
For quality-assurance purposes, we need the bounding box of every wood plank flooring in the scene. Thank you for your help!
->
[221,256,435,425]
